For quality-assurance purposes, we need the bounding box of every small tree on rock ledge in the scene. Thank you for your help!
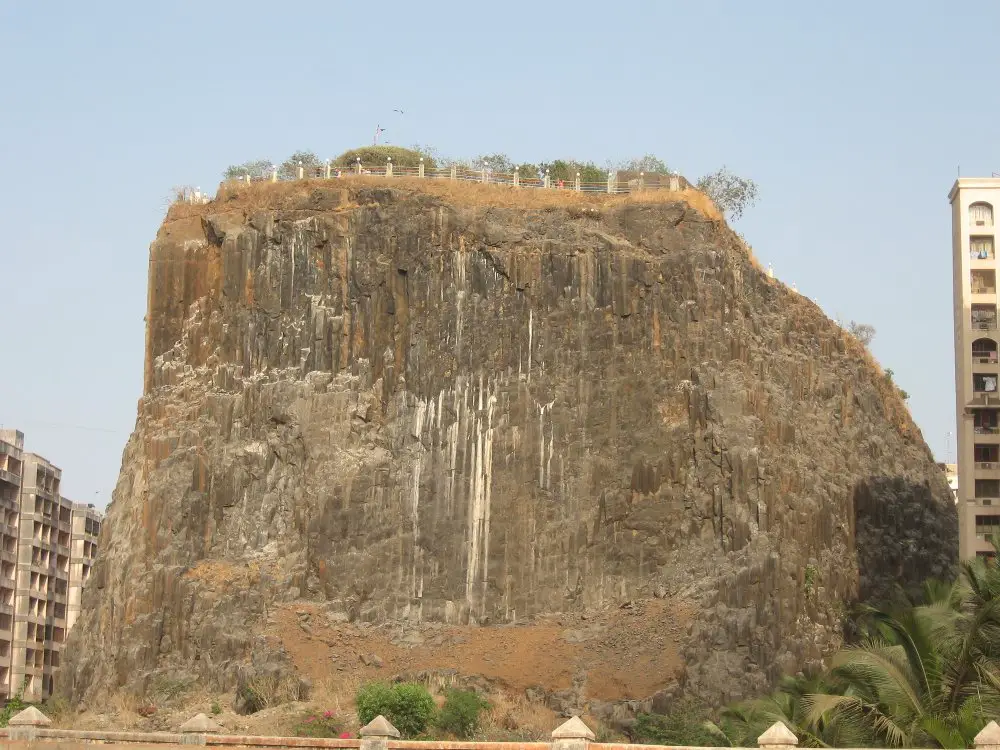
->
[696,166,759,220]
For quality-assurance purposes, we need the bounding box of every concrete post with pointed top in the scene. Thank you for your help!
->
[975,721,1000,750]
[758,721,798,750]
[8,706,52,742]
[325,160,332,179]
[418,158,425,178]
[552,716,595,750]
[450,165,457,181]
[270,165,278,182]
[180,712,223,745]
[360,715,400,750]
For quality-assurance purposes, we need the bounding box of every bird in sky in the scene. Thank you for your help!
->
[393,109,404,115]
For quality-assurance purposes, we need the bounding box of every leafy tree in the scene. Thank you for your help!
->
[617,154,671,174]
[696,167,759,220]
[279,150,322,180]
[355,682,436,738]
[223,159,272,180]
[436,689,489,739]
[473,153,515,174]
[848,321,876,347]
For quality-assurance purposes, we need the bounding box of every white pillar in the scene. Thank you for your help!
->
[758,721,798,750]
[297,161,304,180]
[418,158,425,178]
[575,172,581,192]
[386,157,393,177]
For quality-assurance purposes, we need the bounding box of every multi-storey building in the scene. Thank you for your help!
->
[68,504,100,632]
[951,179,1000,560]
[0,429,102,700]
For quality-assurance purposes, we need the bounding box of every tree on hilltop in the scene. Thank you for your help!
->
[223,159,273,180]
[278,150,322,180]
[697,166,759,220]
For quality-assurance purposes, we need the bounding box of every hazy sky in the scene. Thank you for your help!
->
[0,1,992,505]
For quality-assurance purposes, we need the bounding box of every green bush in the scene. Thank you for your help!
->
[356,682,436,738]
[436,689,489,739]
[0,686,26,728]
[334,146,435,170]
[629,701,719,747]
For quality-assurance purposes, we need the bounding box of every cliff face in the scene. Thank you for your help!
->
[61,181,957,712]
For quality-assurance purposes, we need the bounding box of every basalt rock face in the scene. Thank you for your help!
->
[61,182,957,709]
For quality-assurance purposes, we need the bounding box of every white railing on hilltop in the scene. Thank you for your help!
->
[219,158,686,197]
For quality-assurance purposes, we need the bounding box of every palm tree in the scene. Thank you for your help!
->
[802,556,1000,748]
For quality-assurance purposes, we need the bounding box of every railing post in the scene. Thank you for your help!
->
[481,164,488,184]
[513,167,520,187]
[669,171,680,191]
[419,158,425,178]
[297,161,304,180]
[180,713,223,745]
[607,171,613,194]
[575,172,581,192]
[551,716,595,750]
[360,715,401,750]
[638,171,645,191]
[386,157,393,177]
[325,160,332,179]
[758,721,798,750]
[244,174,251,185]
[356,158,362,175]
[450,165,457,181]
[544,169,550,189]
[975,721,1000,750]
[271,165,278,182]
[8,706,52,742]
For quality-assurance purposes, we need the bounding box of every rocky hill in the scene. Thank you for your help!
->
[59,178,956,719]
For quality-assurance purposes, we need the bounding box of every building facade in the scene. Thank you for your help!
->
[951,179,1000,560]
[0,429,102,701]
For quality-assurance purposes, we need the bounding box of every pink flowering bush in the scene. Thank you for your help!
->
[293,711,343,738]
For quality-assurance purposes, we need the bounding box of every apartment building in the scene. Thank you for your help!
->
[0,429,102,700]
[951,179,1000,560]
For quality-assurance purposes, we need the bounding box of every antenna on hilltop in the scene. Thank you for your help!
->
[373,125,386,145]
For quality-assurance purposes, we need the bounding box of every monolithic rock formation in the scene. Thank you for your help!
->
[60,179,957,713]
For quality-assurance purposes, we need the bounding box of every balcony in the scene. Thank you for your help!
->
[978,462,1000,470]
[972,317,998,331]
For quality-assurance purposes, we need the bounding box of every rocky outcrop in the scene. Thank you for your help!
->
[60,180,957,710]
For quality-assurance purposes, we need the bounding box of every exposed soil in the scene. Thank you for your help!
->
[267,597,694,703]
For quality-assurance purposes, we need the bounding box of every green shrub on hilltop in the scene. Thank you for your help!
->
[356,681,437,738]
[335,145,436,169]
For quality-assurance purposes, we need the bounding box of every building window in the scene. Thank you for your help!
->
[971,202,995,228]
[976,444,1000,463]
[972,236,996,260]
[973,269,998,295]
[974,373,999,393]
[976,480,1000,499]
[974,338,999,363]
[973,304,998,330]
